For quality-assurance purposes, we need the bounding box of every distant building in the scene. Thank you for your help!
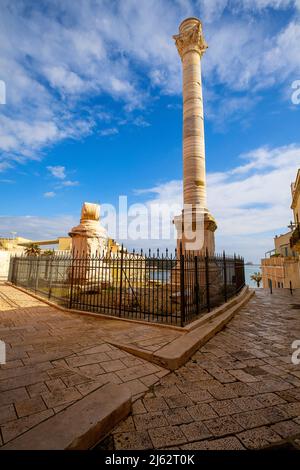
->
[290,169,300,253]
[0,237,29,252]
[261,169,300,289]
[0,235,123,254]
[0,236,72,252]
[0,233,126,281]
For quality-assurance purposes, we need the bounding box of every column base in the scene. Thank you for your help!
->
[174,208,217,256]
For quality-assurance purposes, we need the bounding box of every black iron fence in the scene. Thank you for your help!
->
[8,248,245,326]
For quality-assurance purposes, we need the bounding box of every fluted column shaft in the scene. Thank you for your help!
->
[173,17,208,210]
[182,50,206,208]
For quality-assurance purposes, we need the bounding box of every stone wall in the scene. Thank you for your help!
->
[0,251,13,281]
[261,256,300,289]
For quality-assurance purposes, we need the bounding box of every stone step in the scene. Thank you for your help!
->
[2,383,131,450]
[107,287,254,371]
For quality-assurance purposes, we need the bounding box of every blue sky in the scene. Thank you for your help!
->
[0,0,300,262]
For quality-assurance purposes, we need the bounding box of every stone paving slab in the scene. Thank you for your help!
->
[2,383,131,450]
[100,289,300,450]
[0,285,169,447]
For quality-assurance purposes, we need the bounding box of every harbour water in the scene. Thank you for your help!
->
[151,265,262,288]
[245,265,262,288]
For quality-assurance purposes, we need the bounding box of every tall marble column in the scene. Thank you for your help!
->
[173,17,217,254]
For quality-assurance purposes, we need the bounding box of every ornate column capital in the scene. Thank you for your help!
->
[173,18,208,60]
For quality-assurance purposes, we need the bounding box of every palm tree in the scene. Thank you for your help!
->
[250,272,262,288]
[24,243,41,257]
[42,249,54,257]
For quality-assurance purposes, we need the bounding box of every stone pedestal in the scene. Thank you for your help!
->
[69,203,108,257]
[69,203,108,285]
[174,208,216,256]
[173,17,217,254]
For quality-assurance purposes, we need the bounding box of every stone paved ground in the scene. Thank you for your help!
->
[102,289,300,450]
[0,285,174,447]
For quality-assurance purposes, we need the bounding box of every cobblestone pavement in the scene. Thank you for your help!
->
[0,285,172,447]
[102,289,300,450]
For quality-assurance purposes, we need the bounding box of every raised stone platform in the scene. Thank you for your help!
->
[0,284,253,449]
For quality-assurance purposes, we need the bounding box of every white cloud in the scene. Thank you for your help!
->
[135,144,300,262]
[0,0,300,171]
[238,0,297,11]
[197,0,299,18]
[100,127,119,136]
[133,117,151,128]
[0,215,76,240]
[0,179,14,184]
[0,161,12,172]
[43,66,86,94]
[46,166,79,191]
[60,180,79,187]
[47,166,66,179]
[43,191,56,198]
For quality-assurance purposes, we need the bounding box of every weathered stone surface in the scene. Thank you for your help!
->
[149,426,187,448]
[0,387,29,406]
[69,202,108,259]
[238,426,282,449]
[164,407,193,426]
[181,436,245,450]
[187,403,218,421]
[1,409,54,444]
[204,416,243,437]
[180,421,211,442]
[133,412,168,431]
[109,289,300,450]
[2,275,300,451]
[15,396,46,418]
[143,397,169,413]
[0,284,171,448]
[271,420,300,438]
[2,383,131,450]
[114,431,153,450]
[0,404,17,425]
[210,399,243,417]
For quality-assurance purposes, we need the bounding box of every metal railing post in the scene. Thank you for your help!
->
[223,251,228,302]
[205,248,210,312]
[69,256,75,309]
[15,258,19,285]
[119,245,124,317]
[48,258,53,300]
[194,255,199,316]
[180,243,185,327]
[234,253,237,292]
[35,257,40,293]
[10,257,16,284]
